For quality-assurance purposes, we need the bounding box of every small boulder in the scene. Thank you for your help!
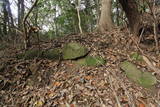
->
[62,42,88,60]
[16,49,42,59]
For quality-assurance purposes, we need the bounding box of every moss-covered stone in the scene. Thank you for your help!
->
[43,49,61,60]
[138,72,157,88]
[17,48,62,60]
[75,58,86,66]
[24,49,42,59]
[76,55,106,66]
[120,61,157,88]
[17,49,42,59]
[85,56,105,66]
[62,42,88,60]
[130,52,143,61]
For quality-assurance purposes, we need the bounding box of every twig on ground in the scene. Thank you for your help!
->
[108,70,135,107]
[142,56,160,74]
[109,75,122,107]
[138,28,145,44]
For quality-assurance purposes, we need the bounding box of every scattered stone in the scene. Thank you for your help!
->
[120,61,157,88]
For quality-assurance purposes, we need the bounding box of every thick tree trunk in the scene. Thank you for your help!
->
[98,0,113,32]
[119,0,141,35]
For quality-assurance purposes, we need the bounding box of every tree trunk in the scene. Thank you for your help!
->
[18,0,21,28]
[21,0,25,22]
[98,0,113,32]
[116,0,120,26]
[2,0,8,35]
[23,0,39,49]
[118,0,141,35]
[5,0,14,32]
[18,0,24,29]
[0,24,3,38]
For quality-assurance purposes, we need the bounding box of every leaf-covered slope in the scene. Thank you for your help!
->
[0,29,160,106]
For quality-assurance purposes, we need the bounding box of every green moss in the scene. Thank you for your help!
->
[85,56,105,66]
[24,49,42,59]
[138,72,157,88]
[16,50,39,59]
[120,61,157,88]
[17,48,62,60]
[130,52,143,61]
[75,55,106,66]
[62,42,88,60]
[43,49,61,60]
[75,58,86,66]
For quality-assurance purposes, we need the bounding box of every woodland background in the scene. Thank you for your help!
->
[0,0,160,106]
[1,0,159,46]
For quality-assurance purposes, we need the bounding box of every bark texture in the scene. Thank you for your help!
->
[119,0,141,35]
[98,0,113,32]
[18,0,25,29]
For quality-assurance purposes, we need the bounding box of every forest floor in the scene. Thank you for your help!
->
[0,28,160,107]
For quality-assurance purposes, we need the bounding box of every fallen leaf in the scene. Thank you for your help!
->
[34,100,43,107]
[139,103,145,107]
[120,96,128,104]
[70,104,75,107]
[47,90,55,98]
[52,81,61,87]
[84,75,93,80]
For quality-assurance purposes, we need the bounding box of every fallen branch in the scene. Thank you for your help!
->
[109,75,122,107]
[142,55,160,74]
[76,0,83,34]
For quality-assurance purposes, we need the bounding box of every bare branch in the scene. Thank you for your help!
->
[22,0,39,49]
